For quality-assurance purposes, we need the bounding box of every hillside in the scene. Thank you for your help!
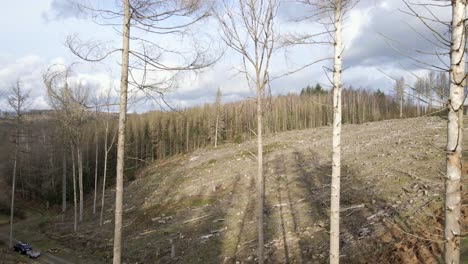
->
[45,116,467,263]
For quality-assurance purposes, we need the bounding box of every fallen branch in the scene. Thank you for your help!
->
[183,214,211,224]
[383,219,443,243]
[340,204,365,212]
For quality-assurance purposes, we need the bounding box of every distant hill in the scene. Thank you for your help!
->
[46,116,467,263]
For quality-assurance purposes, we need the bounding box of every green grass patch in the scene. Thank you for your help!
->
[263,142,283,155]
[188,196,216,208]
[0,214,9,225]
[0,202,26,220]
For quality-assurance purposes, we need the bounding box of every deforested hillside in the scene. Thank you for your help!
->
[43,116,467,263]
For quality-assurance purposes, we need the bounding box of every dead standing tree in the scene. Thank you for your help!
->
[7,81,30,248]
[65,1,216,262]
[216,0,279,262]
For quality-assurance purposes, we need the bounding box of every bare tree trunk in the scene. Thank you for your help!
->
[8,83,28,248]
[257,83,264,264]
[71,143,77,232]
[445,1,466,263]
[400,96,403,118]
[77,145,83,222]
[94,123,99,215]
[330,1,343,263]
[186,118,189,153]
[113,1,130,262]
[9,135,18,248]
[62,146,67,216]
[100,138,109,226]
[214,115,219,148]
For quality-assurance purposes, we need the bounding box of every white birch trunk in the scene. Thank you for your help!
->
[400,96,403,118]
[214,115,219,148]
[445,1,466,263]
[9,134,18,248]
[100,128,109,226]
[257,83,264,264]
[94,129,98,215]
[77,145,83,222]
[62,147,67,216]
[113,1,130,262]
[330,1,343,263]
[71,143,77,232]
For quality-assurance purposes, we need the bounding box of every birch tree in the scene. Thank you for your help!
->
[329,2,344,262]
[7,81,30,248]
[61,131,67,218]
[445,0,466,262]
[210,87,224,148]
[44,64,89,229]
[65,1,215,262]
[293,1,358,262]
[70,141,78,232]
[100,86,117,226]
[401,1,466,262]
[216,1,278,262]
[93,102,100,215]
[394,77,405,118]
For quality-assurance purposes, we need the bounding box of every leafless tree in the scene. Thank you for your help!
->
[293,0,358,262]
[445,1,466,262]
[64,1,217,262]
[93,101,100,216]
[99,86,117,226]
[7,81,30,248]
[398,1,467,262]
[216,0,279,262]
[44,64,90,228]
[210,87,224,148]
[394,77,405,118]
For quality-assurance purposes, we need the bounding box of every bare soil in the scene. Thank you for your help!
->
[47,116,467,263]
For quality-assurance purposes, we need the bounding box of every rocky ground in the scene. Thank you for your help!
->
[41,116,467,263]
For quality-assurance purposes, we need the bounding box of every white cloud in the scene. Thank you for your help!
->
[0,0,451,113]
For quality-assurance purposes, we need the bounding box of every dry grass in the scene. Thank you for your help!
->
[44,116,467,263]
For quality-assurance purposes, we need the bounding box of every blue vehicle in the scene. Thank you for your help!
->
[13,242,41,258]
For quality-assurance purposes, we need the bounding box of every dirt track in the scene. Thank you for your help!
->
[0,209,103,264]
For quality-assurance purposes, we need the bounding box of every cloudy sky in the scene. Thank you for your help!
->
[0,0,451,113]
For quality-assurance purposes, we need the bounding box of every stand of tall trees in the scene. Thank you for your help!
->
[7,82,30,248]
[0,86,418,210]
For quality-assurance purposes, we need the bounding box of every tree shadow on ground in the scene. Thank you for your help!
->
[48,145,452,264]
[263,148,443,264]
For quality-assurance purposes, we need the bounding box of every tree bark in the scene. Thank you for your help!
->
[113,0,130,262]
[100,138,109,226]
[400,96,403,118]
[77,145,83,222]
[9,131,18,248]
[445,1,466,263]
[330,1,343,263]
[94,123,99,215]
[257,82,264,264]
[62,146,67,216]
[214,115,219,148]
[71,143,77,232]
